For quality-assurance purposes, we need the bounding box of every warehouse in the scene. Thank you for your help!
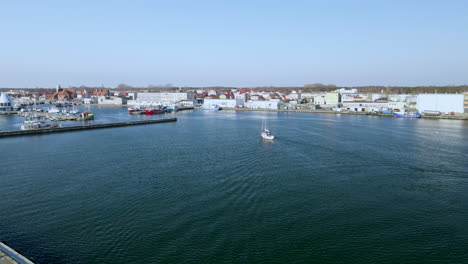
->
[416,94,464,113]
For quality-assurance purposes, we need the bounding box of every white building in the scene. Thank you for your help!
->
[313,94,326,105]
[0,92,15,111]
[234,92,248,102]
[97,96,126,105]
[342,102,389,112]
[465,93,468,113]
[137,92,195,105]
[417,94,464,113]
[286,91,301,100]
[388,101,406,110]
[300,92,320,99]
[388,94,411,102]
[245,100,280,110]
[207,90,218,96]
[179,100,194,107]
[341,94,356,102]
[370,93,384,101]
[203,98,237,108]
[83,98,98,104]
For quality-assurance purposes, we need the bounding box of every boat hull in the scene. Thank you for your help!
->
[145,109,165,115]
[393,112,421,118]
[261,134,275,140]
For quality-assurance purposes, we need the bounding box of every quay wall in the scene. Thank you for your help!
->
[198,107,468,120]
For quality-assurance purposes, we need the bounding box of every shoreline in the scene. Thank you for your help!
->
[200,107,468,120]
[2,105,467,120]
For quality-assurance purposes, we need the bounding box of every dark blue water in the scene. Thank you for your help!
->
[0,110,467,263]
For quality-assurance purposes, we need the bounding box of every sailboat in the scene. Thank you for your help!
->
[69,104,80,115]
[261,120,274,140]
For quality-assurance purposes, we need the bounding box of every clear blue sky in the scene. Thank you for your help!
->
[1,0,467,88]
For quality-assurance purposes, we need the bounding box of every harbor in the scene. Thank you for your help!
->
[2,1,468,263]
[1,110,466,264]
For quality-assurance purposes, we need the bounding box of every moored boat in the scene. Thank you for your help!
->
[48,106,60,114]
[145,108,165,115]
[21,117,60,130]
[393,111,421,118]
[165,104,178,112]
[69,106,80,115]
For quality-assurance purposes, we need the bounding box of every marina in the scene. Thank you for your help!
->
[0,118,176,138]
[17,111,94,122]
[2,1,467,263]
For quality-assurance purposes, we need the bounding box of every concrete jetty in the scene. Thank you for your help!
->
[0,118,177,138]
[0,242,34,264]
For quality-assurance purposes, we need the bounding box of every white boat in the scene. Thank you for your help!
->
[48,107,60,114]
[69,106,80,115]
[165,104,178,112]
[21,117,59,130]
[260,120,274,140]
[21,118,42,130]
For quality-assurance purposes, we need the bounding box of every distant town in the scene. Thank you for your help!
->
[1,84,467,117]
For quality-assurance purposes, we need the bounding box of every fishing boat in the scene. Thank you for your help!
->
[165,104,178,112]
[261,120,274,140]
[393,111,421,118]
[145,107,165,115]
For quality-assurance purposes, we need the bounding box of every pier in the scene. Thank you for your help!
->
[0,118,177,138]
[0,242,34,264]
[17,111,94,122]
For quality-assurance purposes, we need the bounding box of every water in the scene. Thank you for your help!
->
[0,110,467,263]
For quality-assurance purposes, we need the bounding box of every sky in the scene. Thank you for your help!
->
[0,0,467,88]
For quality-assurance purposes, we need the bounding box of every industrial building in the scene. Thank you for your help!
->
[203,99,237,108]
[325,93,341,105]
[464,93,468,113]
[137,92,195,104]
[416,94,465,114]
[245,100,280,110]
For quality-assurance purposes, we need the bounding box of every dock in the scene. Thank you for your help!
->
[0,242,34,264]
[0,118,177,138]
[17,112,94,122]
